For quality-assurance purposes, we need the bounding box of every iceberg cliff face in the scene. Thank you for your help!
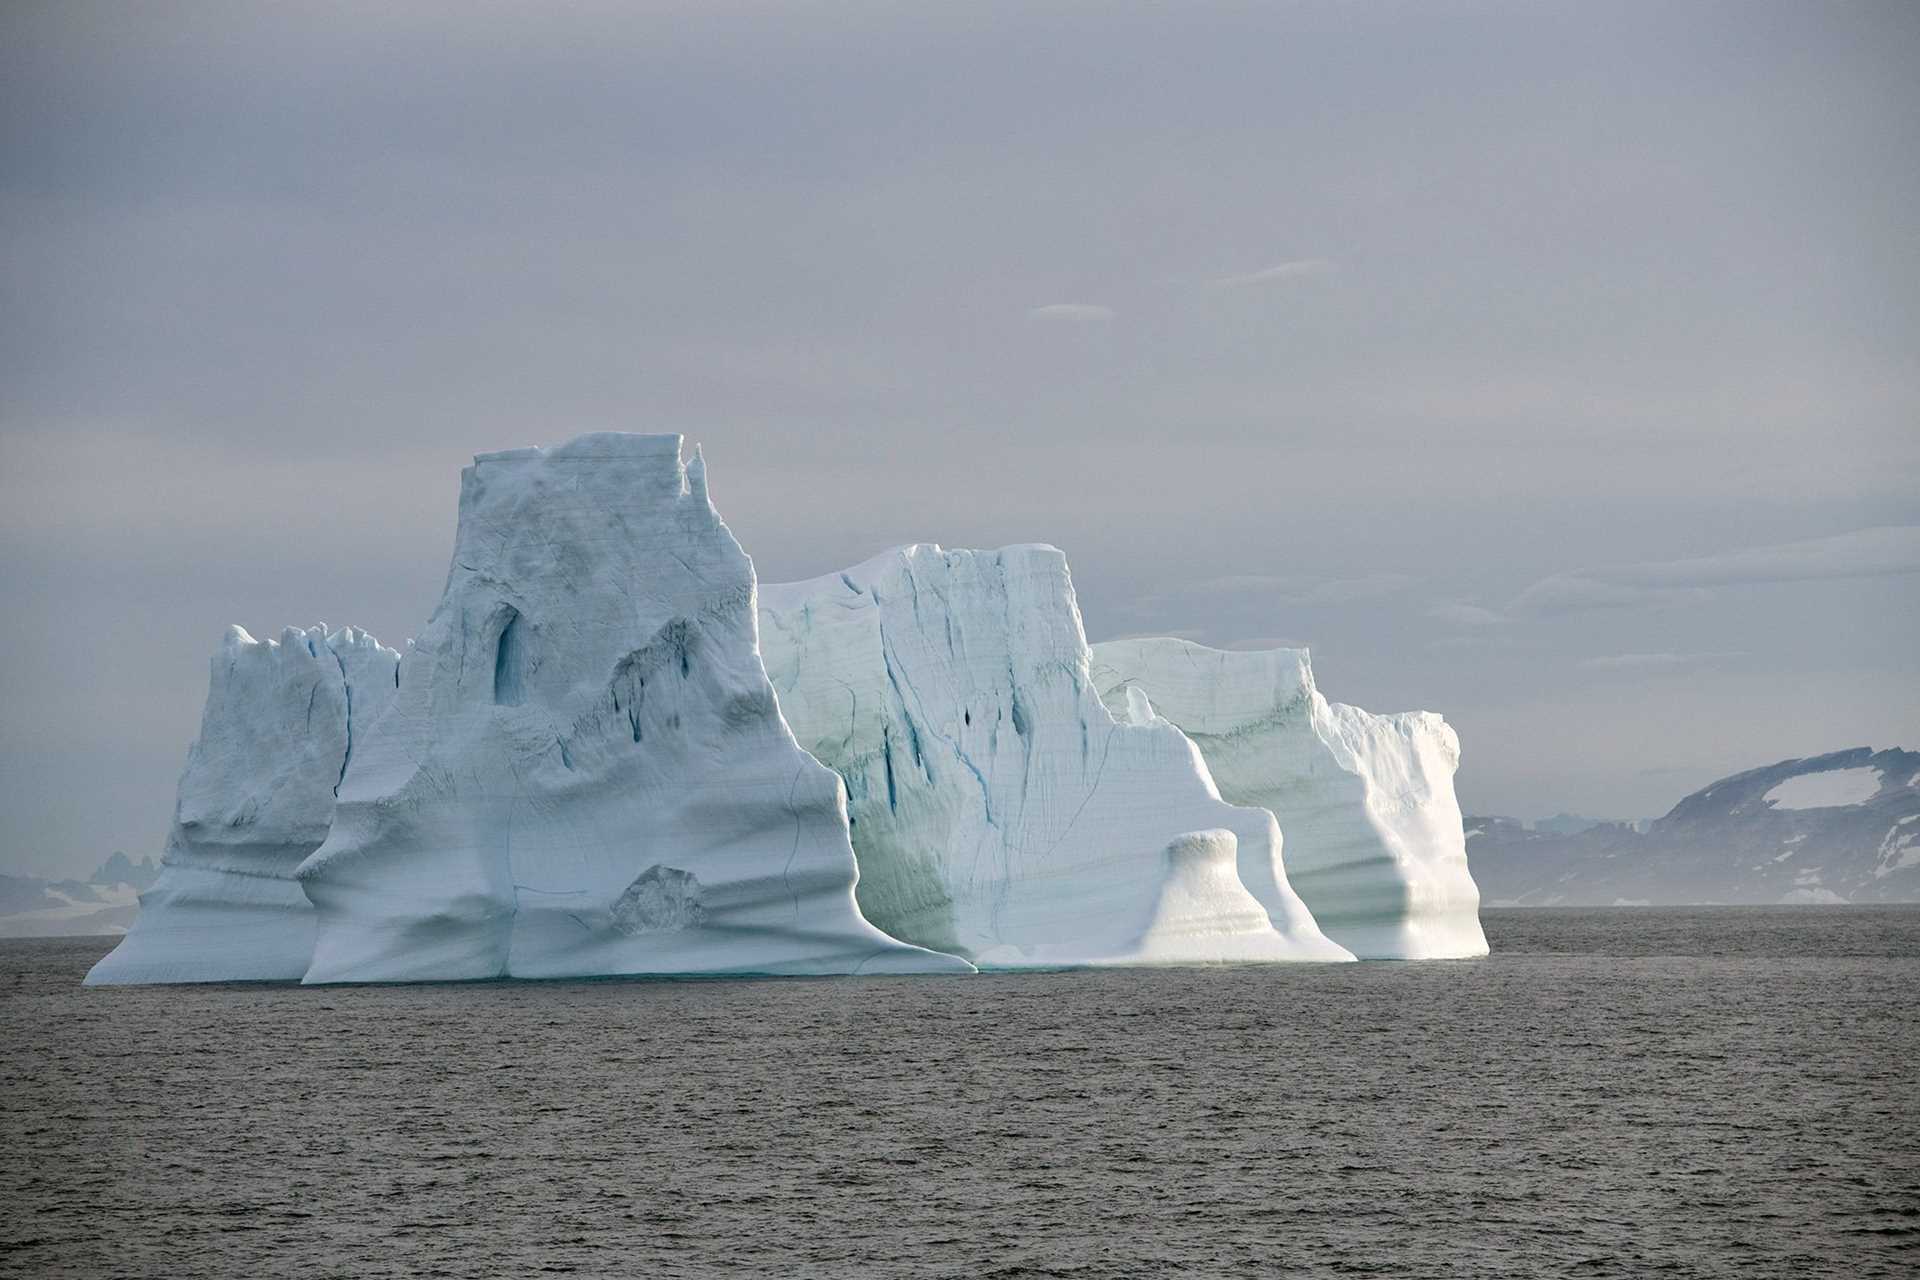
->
[297,434,968,982]
[759,545,1351,967]
[86,625,400,984]
[1089,638,1486,960]
[89,432,1485,984]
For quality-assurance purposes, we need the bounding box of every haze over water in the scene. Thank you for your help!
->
[4,907,1915,1278]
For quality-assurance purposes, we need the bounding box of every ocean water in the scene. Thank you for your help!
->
[2,907,1915,1279]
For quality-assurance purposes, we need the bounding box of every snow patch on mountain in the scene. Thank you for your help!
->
[1763,767,1881,811]
[1469,747,1920,905]
[1876,815,1920,878]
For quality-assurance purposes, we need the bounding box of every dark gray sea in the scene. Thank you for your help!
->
[3,906,1916,1278]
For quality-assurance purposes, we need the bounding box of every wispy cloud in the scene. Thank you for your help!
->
[1179,572,1410,606]
[1120,572,1408,636]
[1426,631,1515,652]
[1222,636,1311,652]
[1027,303,1114,323]
[1210,258,1336,289]
[1579,651,1745,673]
[1509,526,1920,618]
[1098,628,1211,644]
[1428,601,1507,628]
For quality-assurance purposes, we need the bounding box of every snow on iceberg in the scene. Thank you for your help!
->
[86,624,400,984]
[296,434,970,982]
[1088,638,1487,960]
[758,545,1352,967]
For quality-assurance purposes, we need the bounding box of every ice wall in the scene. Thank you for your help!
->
[87,432,1482,984]
[296,434,969,981]
[759,545,1351,967]
[85,625,400,984]
[1089,638,1487,959]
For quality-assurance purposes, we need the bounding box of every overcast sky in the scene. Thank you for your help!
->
[4,1,1917,877]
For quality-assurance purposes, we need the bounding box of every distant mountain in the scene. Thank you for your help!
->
[92,851,161,891]
[1469,747,1920,906]
[0,853,158,938]
[1529,813,1651,837]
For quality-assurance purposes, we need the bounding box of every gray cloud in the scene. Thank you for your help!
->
[1579,652,1746,673]
[1511,526,1920,618]
[1028,303,1115,323]
[1428,601,1508,629]
[1210,258,1337,288]
[1222,636,1313,652]
[1101,628,1211,645]
[1169,573,1412,607]
[2,1,1916,871]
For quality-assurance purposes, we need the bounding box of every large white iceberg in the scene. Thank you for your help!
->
[86,625,399,984]
[296,434,968,982]
[1089,638,1487,959]
[87,432,1485,985]
[759,545,1351,967]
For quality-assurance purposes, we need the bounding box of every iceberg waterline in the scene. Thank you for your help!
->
[1090,639,1487,959]
[86,433,1484,985]
[85,624,400,984]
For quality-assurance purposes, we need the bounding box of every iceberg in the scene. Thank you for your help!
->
[759,545,1351,967]
[89,432,1487,985]
[1089,639,1487,959]
[296,434,969,982]
[86,624,400,984]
